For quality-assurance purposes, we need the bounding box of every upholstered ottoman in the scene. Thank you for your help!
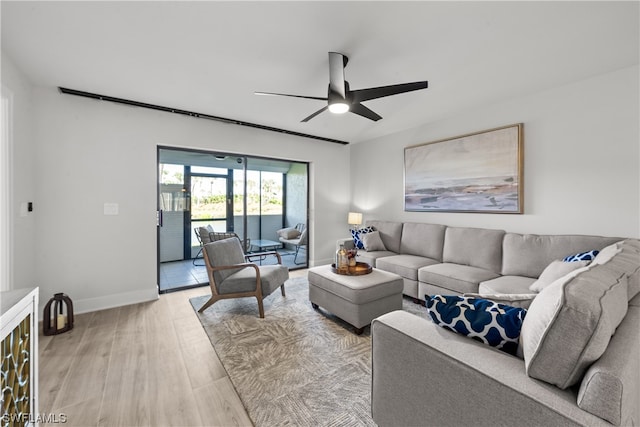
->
[308,265,404,334]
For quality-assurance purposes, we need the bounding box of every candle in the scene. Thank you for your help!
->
[57,314,66,330]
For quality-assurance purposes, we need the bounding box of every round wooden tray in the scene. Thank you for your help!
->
[331,262,373,276]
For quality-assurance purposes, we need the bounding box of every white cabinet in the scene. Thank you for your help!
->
[1,287,38,426]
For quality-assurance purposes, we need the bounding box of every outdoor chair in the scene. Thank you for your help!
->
[277,223,308,265]
[210,231,252,253]
[198,237,289,318]
[193,225,214,266]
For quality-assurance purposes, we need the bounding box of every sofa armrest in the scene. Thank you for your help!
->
[371,311,608,427]
[336,237,352,251]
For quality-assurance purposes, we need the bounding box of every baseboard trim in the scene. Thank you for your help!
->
[39,287,159,315]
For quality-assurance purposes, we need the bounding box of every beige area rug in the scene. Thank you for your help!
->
[190,276,428,427]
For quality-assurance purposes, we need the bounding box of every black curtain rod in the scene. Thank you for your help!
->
[58,87,349,146]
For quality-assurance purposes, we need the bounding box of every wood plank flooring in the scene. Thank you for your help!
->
[38,270,307,426]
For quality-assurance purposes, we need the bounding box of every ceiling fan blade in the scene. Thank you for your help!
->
[301,106,328,122]
[255,91,327,101]
[350,103,382,121]
[328,52,347,98]
[351,81,428,103]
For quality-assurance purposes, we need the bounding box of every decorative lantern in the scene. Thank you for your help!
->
[43,293,74,335]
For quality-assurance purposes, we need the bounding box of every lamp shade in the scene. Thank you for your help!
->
[348,212,363,226]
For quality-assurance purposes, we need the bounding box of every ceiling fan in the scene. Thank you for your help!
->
[255,52,428,122]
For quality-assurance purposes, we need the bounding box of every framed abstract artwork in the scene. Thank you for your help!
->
[404,123,523,213]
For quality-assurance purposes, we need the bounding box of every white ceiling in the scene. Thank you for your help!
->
[2,1,638,144]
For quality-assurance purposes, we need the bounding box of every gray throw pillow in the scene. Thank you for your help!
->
[521,265,628,389]
[362,231,387,251]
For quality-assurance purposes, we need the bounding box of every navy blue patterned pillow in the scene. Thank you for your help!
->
[425,295,527,356]
[563,250,599,262]
[350,226,374,250]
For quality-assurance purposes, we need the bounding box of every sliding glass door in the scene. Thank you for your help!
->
[157,147,308,293]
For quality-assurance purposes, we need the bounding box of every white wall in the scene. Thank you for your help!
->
[28,86,349,313]
[5,51,638,315]
[351,65,640,238]
[1,52,37,291]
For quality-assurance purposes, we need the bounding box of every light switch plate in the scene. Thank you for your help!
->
[103,203,119,215]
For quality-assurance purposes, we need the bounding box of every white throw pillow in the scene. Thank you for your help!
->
[591,241,623,265]
[529,260,590,292]
[362,230,387,251]
[277,227,301,239]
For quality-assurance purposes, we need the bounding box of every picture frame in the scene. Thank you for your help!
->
[404,123,523,213]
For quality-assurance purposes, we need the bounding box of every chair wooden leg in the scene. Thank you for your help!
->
[198,296,218,313]
[257,297,265,318]
[280,284,286,296]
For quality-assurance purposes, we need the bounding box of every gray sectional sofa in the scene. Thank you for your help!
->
[355,220,640,426]
[355,220,623,301]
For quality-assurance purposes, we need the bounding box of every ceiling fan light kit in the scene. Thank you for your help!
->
[256,52,428,122]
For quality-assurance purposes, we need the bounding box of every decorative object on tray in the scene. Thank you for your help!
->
[404,123,523,213]
[331,261,372,276]
[335,243,349,274]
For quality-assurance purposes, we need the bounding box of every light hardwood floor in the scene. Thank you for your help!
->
[38,269,307,426]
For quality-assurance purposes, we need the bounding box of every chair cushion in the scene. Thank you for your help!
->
[220,264,289,296]
[204,238,246,284]
[199,227,213,244]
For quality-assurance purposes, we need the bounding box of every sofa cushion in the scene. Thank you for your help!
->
[598,239,640,301]
[502,233,621,278]
[399,222,446,260]
[357,251,396,268]
[479,275,536,295]
[419,263,501,295]
[521,264,628,389]
[529,260,590,292]
[366,221,403,254]
[577,305,639,426]
[464,292,537,309]
[443,227,505,274]
[350,226,374,249]
[426,295,527,356]
[362,231,387,251]
[377,255,439,281]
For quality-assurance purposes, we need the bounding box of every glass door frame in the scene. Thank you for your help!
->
[157,146,310,292]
